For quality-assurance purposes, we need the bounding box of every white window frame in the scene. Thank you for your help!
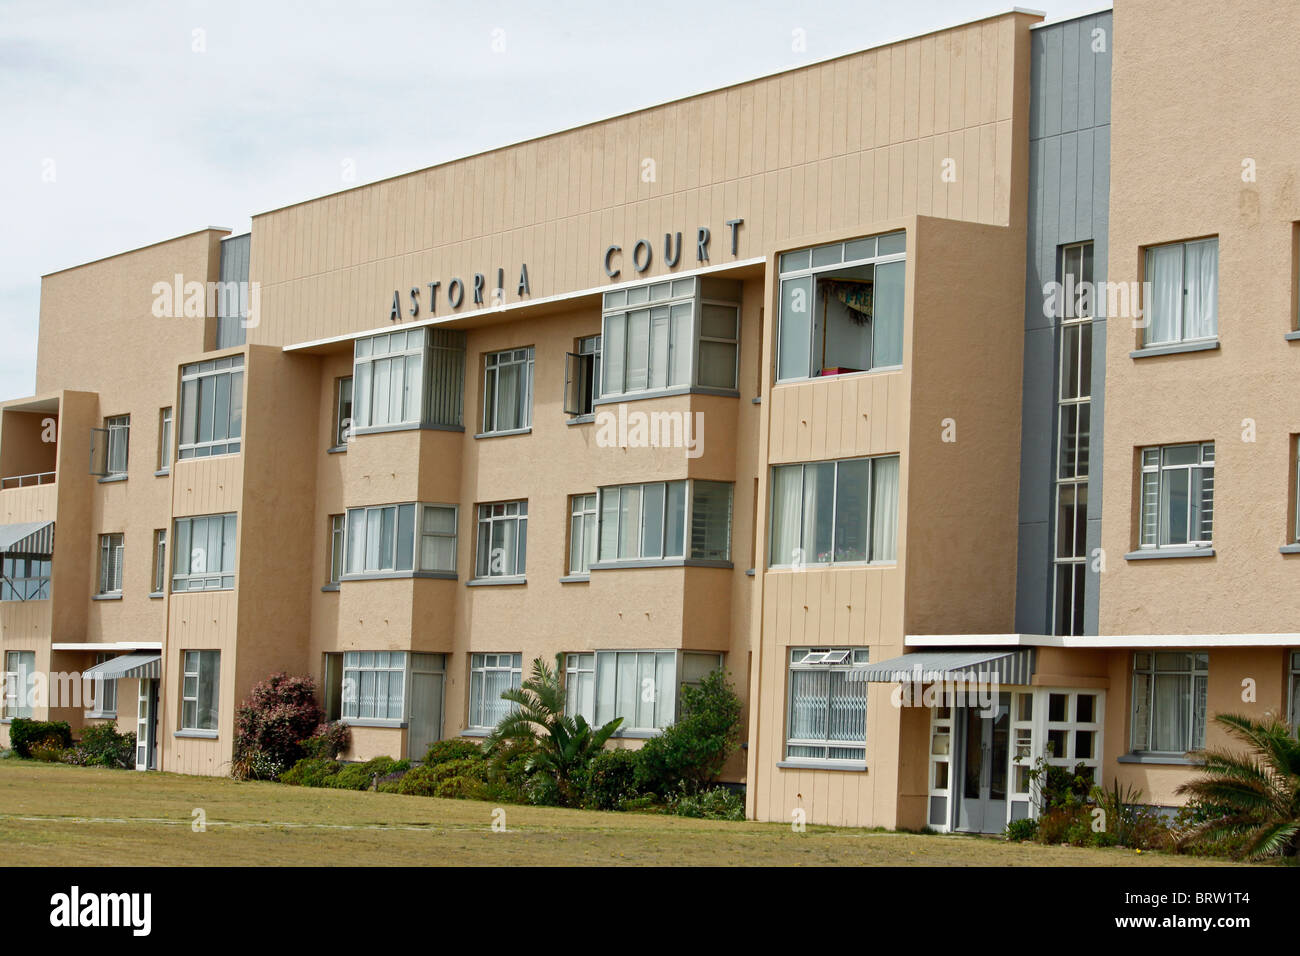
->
[595,480,733,565]
[104,415,130,477]
[474,501,527,579]
[1130,651,1209,755]
[181,650,220,732]
[3,650,34,719]
[1138,442,1215,549]
[89,651,117,716]
[564,652,596,722]
[98,533,124,595]
[158,407,173,472]
[482,347,535,434]
[468,653,522,730]
[568,493,598,576]
[328,515,345,585]
[151,529,167,595]
[768,455,899,567]
[564,335,602,417]
[784,647,870,764]
[341,651,409,723]
[353,329,426,430]
[178,355,244,459]
[172,514,237,592]
[334,376,353,447]
[1142,237,1219,347]
[1289,650,1299,736]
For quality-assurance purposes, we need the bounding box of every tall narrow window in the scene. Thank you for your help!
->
[468,653,522,729]
[1054,242,1093,636]
[334,376,353,447]
[1138,443,1215,549]
[151,529,167,594]
[178,356,244,459]
[785,647,870,763]
[1289,651,1299,734]
[328,515,345,585]
[474,502,527,578]
[568,494,598,576]
[768,456,899,566]
[564,336,602,417]
[157,407,172,472]
[564,653,596,723]
[172,514,237,591]
[1143,237,1219,347]
[181,650,221,732]
[595,480,733,564]
[3,650,35,718]
[482,348,535,433]
[98,533,124,594]
[91,651,118,715]
[91,416,131,478]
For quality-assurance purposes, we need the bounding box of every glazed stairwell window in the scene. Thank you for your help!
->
[344,503,457,577]
[181,650,220,732]
[776,231,905,382]
[785,647,870,764]
[178,356,243,459]
[1130,652,1208,755]
[474,501,527,579]
[353,328,466,432]
[1138,443,1214,550]
[172,514,237,591]
[482,347,534,434]
[769,455,899,567]
[89,415,130,478]
[594,480,733,565]
[1142,238,1218,348]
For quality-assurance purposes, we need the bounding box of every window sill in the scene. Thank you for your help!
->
[92,593,123,602]
[767,560,897,572]
[559,574,590,584]
[174,730,218,739]
[776,760,869,772]
[592,385,740,407]
[341,571,457,583]
[466,576,526,587]
[565,414,595,426]
[154,468,170,478]
[83,712,117,720]
[171,586,235,593]
[611,729,664,739]
[340,718,407,729]
[326,445,348,455]
[751,396,762,404]
[774,366,902,387]
[474,427,532,440]
[745,568,756,576]
[321,584,340,592]
[1280,544,1300,555]
[1124,547,1215,561]
[148,592,164,600]
[353,423,465,437]
[462,728,492,737]
[1117,753,1204,766]
[590,558,733,571]
[1285,331,1300,342]
[97,474,128,484]
[1130,339,1219,359]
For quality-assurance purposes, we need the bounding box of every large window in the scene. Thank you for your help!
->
[344,503,457,577]
[1054,242,1093,635]
[596,480,732,564]
[181,650,221,732]
[769,455,899,567]
[785,647,870,762]
[98,533,124,595]
[1138,443,1214,549]
[568,493,598,576]
[474,502,527,578]
[1130,652,1208,754]
[777,231,905,382]
[341,651,405,721]
[468,653,522,729]
[1,554,51,602]
[3,650,34,718]
[564,335,602,417]
[1143,237,1218,347]
[353,328,466,431]
[600,277,742,398]
[172,514,237,591]
[179,355,244,459]
[573,650,722,733]
[151,529,166,594]
[482,347,535,434]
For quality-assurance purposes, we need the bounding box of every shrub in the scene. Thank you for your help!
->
[9,719,72,758]
[232,673,324,779]
[635,670,742,795]
[330,757,409,791]
[29,737,67,762]
[423,738,484,766]
[300,721,350,761]
[1035,806,1089,845]
[580,749,642,810]
[391,758,487,799]
[665,783,745,821]
[281,758,343,788]
[68,724,136,769]
[1004,817,1039,842]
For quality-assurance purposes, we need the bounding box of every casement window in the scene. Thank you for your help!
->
[474,501,527,578]
[151,529,166,594]
[564,335,602,417]
[468,653,522,730]
[341,651,404,721]
[777,231,906,382]
[98,533,124,595]
[1292,438,1300,545]
[564,653,596,722]
[596,480,733,564]
[600,277,742,398]
[179,355,244,459]
[568,493,598,576]
[583,650,722,732]
[785,647,870,762]
[1,554,51,602]
[90,415,130,478]
[172,514,237,591]
[91,651,117,715]
[181,650,220,732]
[334,376,353,447]
[344,503,457,577]
[768,455,899,567]
[1289,651,1299,735]
[1143,238,1218,347]
[3,650,34,719]
[1130,652,1208,754]
[328,515,345,585]
[1138,443,1214,549]
[157,407,173,472]
[482,347,535,434]
[353,328,466,431]
[1054,242,1093,636]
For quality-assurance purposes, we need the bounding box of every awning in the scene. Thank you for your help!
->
[863,648,1036,685]
[0,520,53,555]
[82,652,161,681]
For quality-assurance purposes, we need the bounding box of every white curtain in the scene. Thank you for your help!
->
[497,363,520,431]
[769,467,802,565]
[871,456,900,561]
[1183,239,1218,340]
[1145,244,1184,344]
[1151,674,1189,752]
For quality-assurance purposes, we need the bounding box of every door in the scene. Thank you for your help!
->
[135,679,158,771]
[407,670,444,761]
[956,694,1010,833]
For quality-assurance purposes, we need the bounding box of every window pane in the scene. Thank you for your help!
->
[664,482,686,558]
[803,463,835,563]
[618,485,642,559]
[770,465,803,566]
[871,457,900,561]
[1159,468,1191,546]
[641,483,665,558]
[872,260,905,367]
[396,504,415,571]
[670,303,693,386]
[832,460,869,562]
[779,277,814,380]
[1145,244,1184,345]
[690,481,732,561]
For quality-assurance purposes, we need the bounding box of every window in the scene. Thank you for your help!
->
[567,650,722,731]
[468,653,522,729]
[1138,443,1214,549]
[341,651,408,721]
[3,650,34,719]
[334,376,353,447]
[474,501,527,578]
[564,653,595,722]
[600,277,742,397]
[482,347,535,433]
[178,355,244,459]
[564,335,602,417]
[181,650,220,732]
[328,515,345,585]
[1143,237,1218,347]
[1042,690,1102,787]
[345,503,457,576]
[158,407,173,472]
[98,533,124,595]
[90,415,130,478]
[1,548,51,602]
[352,329,466,432]
[172,514,237,591]
[1290,651,1299,735]
[785,647,870,762]
[568,494,598,575]
[777,231,906,382]
[151,529,167,594]
[596,480,733,564]
[769,455,899,566]
[1131,652,1208,754]
[91,651,117,715]
[1054,243,1093,635]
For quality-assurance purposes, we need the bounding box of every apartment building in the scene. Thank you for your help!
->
[1,2,1295,831]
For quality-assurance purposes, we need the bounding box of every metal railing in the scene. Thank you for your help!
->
[0,471,56,490]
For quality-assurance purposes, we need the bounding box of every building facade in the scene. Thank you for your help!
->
[2,2,1296,830]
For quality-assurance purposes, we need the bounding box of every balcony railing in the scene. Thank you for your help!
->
[0,472,56,490]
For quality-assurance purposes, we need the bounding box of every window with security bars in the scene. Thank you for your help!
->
[1130,652,1208,754]
[98,533,124,594]
[1053,242,1092,635]
[1138,443,1214,549]
[468,653,522,729]
[785,647,870,762]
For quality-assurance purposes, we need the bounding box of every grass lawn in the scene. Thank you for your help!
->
[0,760,1252,866]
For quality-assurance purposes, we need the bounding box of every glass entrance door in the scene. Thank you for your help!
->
[135,679,158,771]
[956,694,1010,833]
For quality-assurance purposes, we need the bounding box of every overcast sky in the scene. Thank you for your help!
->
[0,0,1103,401]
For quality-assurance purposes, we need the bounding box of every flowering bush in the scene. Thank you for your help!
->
[232,673,324,779]
[300,721,350,760]
[65,724,136,769]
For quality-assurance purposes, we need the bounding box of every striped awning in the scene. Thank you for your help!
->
[0,520,53,555]
[82,652,161,681]
[862,648,1036,686]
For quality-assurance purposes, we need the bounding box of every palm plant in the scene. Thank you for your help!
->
[486,654,622,806]
[1174,713,1300,860]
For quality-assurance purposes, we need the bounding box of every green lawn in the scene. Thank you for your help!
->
[0,760,1250,866]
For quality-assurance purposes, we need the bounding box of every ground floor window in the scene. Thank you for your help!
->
[1130,651,1208,754]
[563,650,722,733]
[181,650,220,732]
[341,651,406,721]
[468,653,522,729]
[785,647,869,762]
[3,650,34,718]
[1289,650,1299,734]
[91,651,117,715]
